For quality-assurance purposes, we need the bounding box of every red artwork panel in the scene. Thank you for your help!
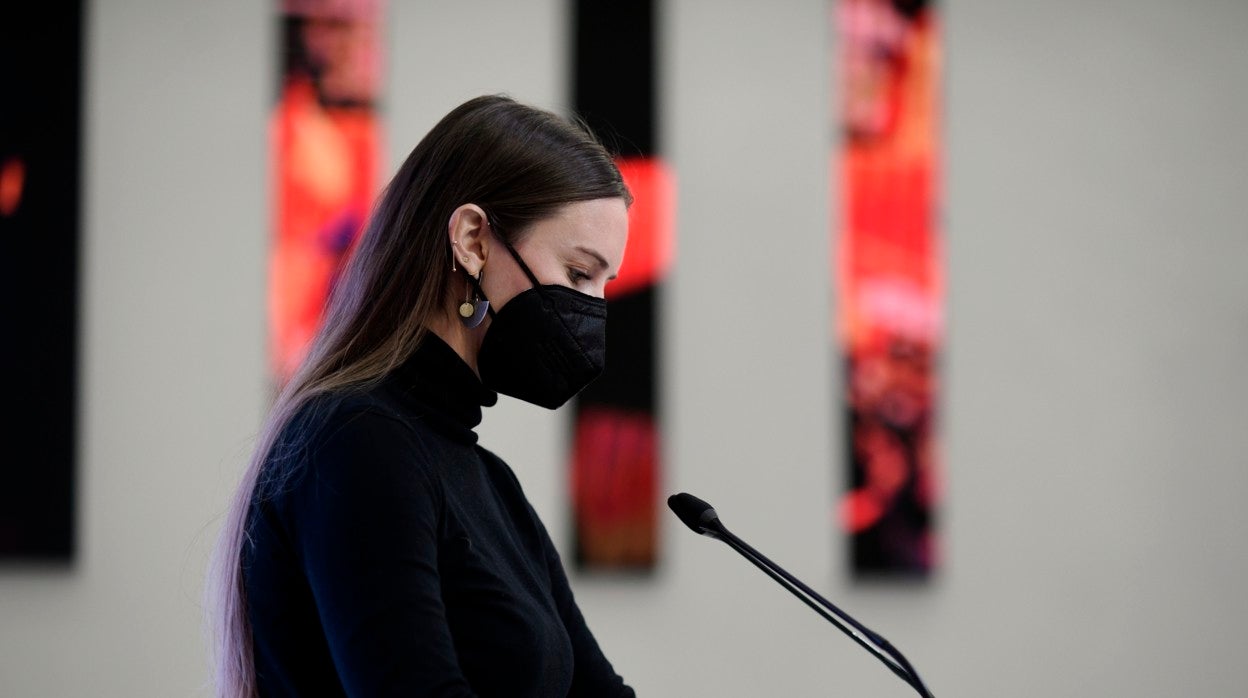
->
[270,0,383,385]
[835,0,943,577]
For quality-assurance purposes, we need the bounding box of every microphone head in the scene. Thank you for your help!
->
[667,492,724,537]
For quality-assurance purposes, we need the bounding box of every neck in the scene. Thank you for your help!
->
[427,308,485,378]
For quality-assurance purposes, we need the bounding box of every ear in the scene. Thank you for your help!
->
[447,204,492,276]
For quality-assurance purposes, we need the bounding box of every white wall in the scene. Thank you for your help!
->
[0,1,271,696]
[1,0,1246,696]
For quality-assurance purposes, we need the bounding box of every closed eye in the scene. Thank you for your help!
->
[567,267,592,285]
[574,245,615,280]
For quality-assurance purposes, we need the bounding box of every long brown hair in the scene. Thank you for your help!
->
[206,94,631,697]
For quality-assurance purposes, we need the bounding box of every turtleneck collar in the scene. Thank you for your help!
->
[382,333,498,445]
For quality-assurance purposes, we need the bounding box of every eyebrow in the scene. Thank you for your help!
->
[575,245,617,280]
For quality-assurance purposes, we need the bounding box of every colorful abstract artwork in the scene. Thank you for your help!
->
[270,0,383,385]
[570,0,674,572]
[835,0,943,577]
[0,1,83,560]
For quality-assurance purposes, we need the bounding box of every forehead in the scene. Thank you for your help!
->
[522,198,629,268]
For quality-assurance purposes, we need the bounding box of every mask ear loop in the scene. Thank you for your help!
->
[487,213,543,289]
[499,238,544,289]
[458,212,548,329]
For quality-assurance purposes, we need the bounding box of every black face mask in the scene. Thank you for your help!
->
[469,240,607,409]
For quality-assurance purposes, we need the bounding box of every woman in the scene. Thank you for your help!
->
[208,95,636,697]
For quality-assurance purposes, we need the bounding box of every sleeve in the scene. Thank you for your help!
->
[287,407,478,697]
[537,519,637,697]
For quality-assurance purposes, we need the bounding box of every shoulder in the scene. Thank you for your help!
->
[475,446,549,534]
[475,444,525,493]
[261,390,444,502]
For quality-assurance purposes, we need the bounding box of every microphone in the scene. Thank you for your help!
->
[667,492,935,698]
[667,492,724,538]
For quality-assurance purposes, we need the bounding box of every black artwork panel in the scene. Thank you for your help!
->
[572,0,656,158]
[571,0,664,572]
[0,0,83,560]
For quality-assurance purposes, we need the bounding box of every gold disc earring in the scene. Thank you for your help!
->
[459,270,490,328]
[459,270,479,318]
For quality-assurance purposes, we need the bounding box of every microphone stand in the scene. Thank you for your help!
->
[674,495,935,698]
[716,528,932,696]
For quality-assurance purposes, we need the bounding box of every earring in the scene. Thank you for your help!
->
[452,239,474,272]
[459,270,490,329]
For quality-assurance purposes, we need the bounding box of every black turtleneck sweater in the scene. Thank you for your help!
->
[241,335,635,697]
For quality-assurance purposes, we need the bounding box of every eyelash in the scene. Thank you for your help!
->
[567,267,592,284]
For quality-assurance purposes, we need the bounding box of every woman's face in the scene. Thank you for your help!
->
[486,197,629,307]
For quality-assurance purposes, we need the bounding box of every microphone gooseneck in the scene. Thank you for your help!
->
[666,492,935,698]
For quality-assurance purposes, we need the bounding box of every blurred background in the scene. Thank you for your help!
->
[2,0,1247,695]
